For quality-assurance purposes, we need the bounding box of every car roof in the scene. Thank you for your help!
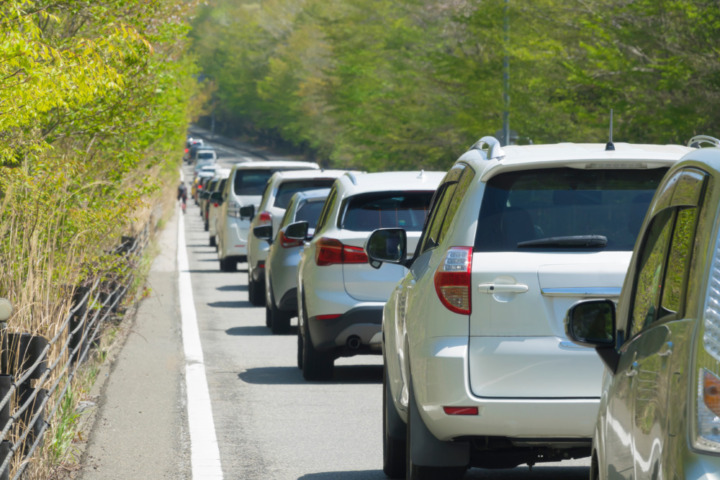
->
[231,160,320,170]
[293,188,331,201]
[336,171,445,194]
[268,169,351,184]
[457,140,695,181]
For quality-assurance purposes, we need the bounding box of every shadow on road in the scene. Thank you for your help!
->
[238,364,382,385]
[226,325,272,336]
[297,471,385,480]
[217,284,247,292]
[209,300,252,308]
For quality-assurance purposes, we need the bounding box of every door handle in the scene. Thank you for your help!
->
[626,361,639,377]
[478,283,529,294]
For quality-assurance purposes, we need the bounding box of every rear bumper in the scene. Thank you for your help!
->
[221,218,250,257]
[409,336,599,441]
[308,305,383,353]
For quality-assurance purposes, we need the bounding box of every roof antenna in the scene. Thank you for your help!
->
[605,109,615,151]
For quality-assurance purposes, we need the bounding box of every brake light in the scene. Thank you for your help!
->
[280,230,303,249]
[258,211,272,227]
[315,238,368,266]
[434,247,472,315]
[443,406,478,416]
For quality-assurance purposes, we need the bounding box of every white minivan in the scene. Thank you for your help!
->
[215,161,319,272]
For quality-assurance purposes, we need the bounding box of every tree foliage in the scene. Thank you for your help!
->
[191,0,720,171]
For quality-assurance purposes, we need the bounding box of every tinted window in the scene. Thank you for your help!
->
[197,151,215,160]
[315,187,338,233]
[274,179,337,209]
[295,201,326,227]
[234,170,275,196]
[474,168,668,252]
[341,192,434,232]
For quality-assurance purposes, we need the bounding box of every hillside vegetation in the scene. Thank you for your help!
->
[191,0,720,171]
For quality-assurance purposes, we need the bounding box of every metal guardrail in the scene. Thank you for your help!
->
[0,224,151,479]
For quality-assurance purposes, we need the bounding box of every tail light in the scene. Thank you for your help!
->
[434,246,472,315]
[280,230,303,249]
[315,237,368,266]
[257,211,272,227]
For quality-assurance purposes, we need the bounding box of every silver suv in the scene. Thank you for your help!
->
[366,137,694,478]
[244,170,349,305]
[295,171,444,381]
[566,137,720,480]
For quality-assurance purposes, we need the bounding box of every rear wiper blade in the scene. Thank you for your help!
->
[517,235,608,248]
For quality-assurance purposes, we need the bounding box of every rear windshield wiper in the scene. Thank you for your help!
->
[517,235,608,249]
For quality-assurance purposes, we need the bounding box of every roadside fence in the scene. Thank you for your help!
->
[0,224,151,479]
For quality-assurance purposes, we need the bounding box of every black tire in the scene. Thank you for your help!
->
[219,257,237,272]
[589,451,599,480]
[265,303,272,328]
[297,327,304,369]
[248,273,265,306]
[301,314,333,381]
[269,287,292,334]
[383,363,406,479]
[209,236,216,247]
[406,379,466,480]
[204,218,209,231]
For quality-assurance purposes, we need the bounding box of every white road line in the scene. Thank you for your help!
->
[178,210,224,479]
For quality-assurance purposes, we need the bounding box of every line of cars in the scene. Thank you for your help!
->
[189,133,720,479]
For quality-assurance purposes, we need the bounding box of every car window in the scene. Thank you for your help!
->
[340,191,434,232]
[274,179,336,209]
[315,187,338,233]
[419,164,473,254]
[294,200,326,228]
[629,209,675,337]
[234,170,275,196]
[474,168,668,252]
[660,207,698,315]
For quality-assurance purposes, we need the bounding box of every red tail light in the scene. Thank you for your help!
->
[258,211,272,226]
[434,247,472,315]
[280,230,303,249]
[315,237,368,266]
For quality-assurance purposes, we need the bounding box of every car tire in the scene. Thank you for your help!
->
[270,295,291,334]
[219,257,237,272]
[248,273,265,306]
[209,236,216,247]
[297,328,304,369]
[383,362,406,479]
[406,377,467,480]
[204,218,209,231]
[301,310,333,381]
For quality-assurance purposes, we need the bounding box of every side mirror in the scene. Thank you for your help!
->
[253,225,273,242]
[284,221,309,241]
[211,191,223,203]
[565,299,619,372]
[240,205,255,220]
[365,228,408,269]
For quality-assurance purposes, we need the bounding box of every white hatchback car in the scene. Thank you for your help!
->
[206,168,230,247]
[215,160,319,272]
[365,137,694,479]
[295,171,444,381]
[244,169,350,305]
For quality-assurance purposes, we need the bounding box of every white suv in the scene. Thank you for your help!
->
[216,160,319,272]
[244,169,350,305]
[365,137,694,478]
[295,171,444,381]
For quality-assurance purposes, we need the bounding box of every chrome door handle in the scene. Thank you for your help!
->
[658,341,674,357]
[478,283,529,294]
[626,361,639,377]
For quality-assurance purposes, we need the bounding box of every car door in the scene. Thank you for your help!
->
[604,168,705,479]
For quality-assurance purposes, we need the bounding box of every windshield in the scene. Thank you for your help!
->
[474,167,668,252]
[341,191,434,232]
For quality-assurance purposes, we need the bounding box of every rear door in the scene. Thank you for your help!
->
[468,167,669,399]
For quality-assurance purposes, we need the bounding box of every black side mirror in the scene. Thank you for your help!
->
[211,191,223,203]
[565,299,619,372]
[284,221,309,241]
[365,228,408,269]
[253,225,273,242]
[240,205,255,220]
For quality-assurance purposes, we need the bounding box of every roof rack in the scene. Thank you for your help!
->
[344,171,358,185]
[469,136,506,160]
[688,135,720,149]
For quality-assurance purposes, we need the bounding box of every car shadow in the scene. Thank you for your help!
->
[209,300,252,308]
[226,326,272,336]
[238,364,382,385]
[297,471,385,480]
[216,285,247,292]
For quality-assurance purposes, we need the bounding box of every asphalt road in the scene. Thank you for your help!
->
[79,137,591,479]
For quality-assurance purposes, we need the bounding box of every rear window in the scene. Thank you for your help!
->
[234,170,275,196]
[474,167,668,252]
[274,179,337,209]
[341,191,434,232]
[197,151,215,160]
[294,200,326,228]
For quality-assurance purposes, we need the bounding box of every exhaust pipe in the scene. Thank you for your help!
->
[346,335,362,350]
